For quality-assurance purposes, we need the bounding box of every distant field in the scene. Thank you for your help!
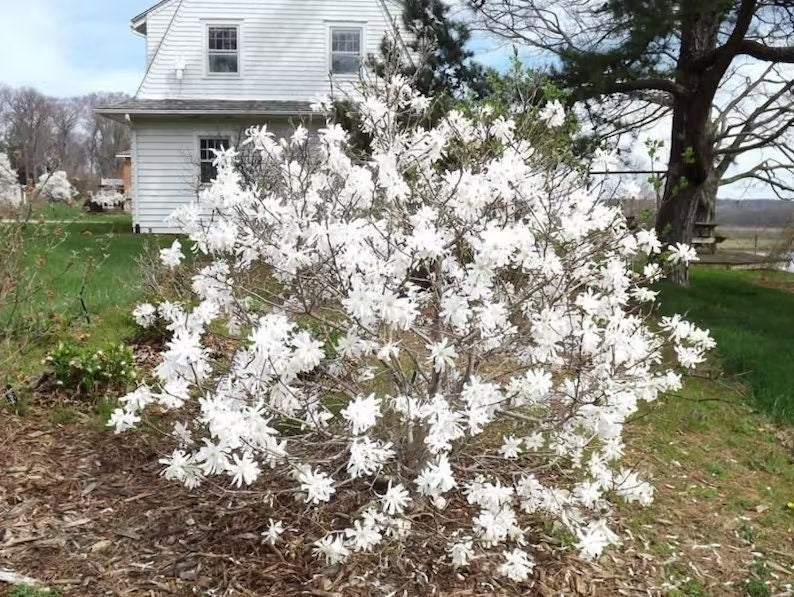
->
[717,225,793,253]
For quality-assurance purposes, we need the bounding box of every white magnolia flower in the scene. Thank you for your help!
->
[576,520,620,560]
[345,519,382,552]
[499,548,535,582]
[537,99,566,128]
[160,240,185,269]
[227,452,261,487]
[500,435,523,459]
[262,519,284,545]
[428,339,458,373]
[298,468,336,504]
[341,394,382,435]
[107,408,141,434]
[159,449,202,488]
[313,534,350,565]
[133,303,157,328]
[667,242,699,265]
[380,482,412,515]
[450,540,474,567]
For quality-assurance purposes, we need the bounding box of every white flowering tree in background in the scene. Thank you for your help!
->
[114,76,711,587]
[34,170,74,203]
[0,152,22,207]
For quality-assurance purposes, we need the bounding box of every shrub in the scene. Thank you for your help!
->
[88,190,126,212]
[110,76,710,586]
[0,152,23,208]
[34,171,75,203]
[46,341,138,399]
[0,212,70,379]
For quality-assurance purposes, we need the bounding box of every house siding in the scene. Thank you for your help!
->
[144,1,179,69]
[138,0,403,101]
[131,117,319,233]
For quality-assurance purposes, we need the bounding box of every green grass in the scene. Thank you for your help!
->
[20,200,132,225]
[8,585,60,597]
[624,376,794,595]
[658,268,794,422]
[3,221,175,377]
[29,222,157,314]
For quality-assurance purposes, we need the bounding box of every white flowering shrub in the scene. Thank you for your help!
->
[35,170,75,203]
[112,77,711,586]
[90,189,126,211]
[0,153,22,207]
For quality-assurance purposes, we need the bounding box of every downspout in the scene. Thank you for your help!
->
[131,121,141,233]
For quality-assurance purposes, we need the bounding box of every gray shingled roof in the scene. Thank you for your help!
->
[95,99,315,117]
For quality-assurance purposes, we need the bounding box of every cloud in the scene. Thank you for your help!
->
[0,0,144,96]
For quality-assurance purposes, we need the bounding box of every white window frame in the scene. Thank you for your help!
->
[205,23,241,77]
[328,25,365,76]
[197,135,232,184]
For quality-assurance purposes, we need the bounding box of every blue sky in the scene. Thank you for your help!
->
[1,0,156,96]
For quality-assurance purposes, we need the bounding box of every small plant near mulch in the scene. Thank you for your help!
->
[8,586,61,597]
[45,341,138,399]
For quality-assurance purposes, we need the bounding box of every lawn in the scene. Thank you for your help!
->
[20,201,132,225]
[658,267,794,423]
[1,218,175,377]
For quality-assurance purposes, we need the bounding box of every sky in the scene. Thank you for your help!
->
[1,0,153,96]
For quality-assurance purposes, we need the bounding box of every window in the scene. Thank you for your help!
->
[208,26,239,74]
[199,137,230,183]
[330,28,362,75]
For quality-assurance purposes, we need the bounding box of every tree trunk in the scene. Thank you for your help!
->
[695,171,719,226]
[655,95,714,286]
[655,6,724,286]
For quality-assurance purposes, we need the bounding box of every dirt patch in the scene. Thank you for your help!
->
[751,276,794,294]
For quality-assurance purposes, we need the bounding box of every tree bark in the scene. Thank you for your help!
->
[655,6,725,286]
[695,171,719,227]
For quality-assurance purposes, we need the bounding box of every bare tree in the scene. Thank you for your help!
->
[83,92,130,180]
[711,62,794,203]
[0,87,132,193]
[1,87,55,184]
[470,0,794,283]
[51,97,86,174]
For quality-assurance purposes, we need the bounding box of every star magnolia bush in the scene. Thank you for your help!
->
[0,153,21,207]
[35,170,74,203]
[111,76,712,583]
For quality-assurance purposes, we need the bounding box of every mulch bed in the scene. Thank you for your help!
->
[0,335,679,597]
[0,412,315,596]
[0,406,672,596]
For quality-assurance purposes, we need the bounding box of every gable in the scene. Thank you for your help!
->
[135,0,407,102]
[131,0,178,34]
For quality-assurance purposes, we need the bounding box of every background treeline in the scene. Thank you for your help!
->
[0,86,130,195]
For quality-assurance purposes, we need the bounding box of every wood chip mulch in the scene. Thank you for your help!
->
[0,403,663,596]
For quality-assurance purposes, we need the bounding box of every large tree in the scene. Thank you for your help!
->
[0,87,55,184]
[471,0,794,282]
[396,0,492,100]
[83,92,131,180]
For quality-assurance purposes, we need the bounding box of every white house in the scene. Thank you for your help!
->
[97,0,407,233]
